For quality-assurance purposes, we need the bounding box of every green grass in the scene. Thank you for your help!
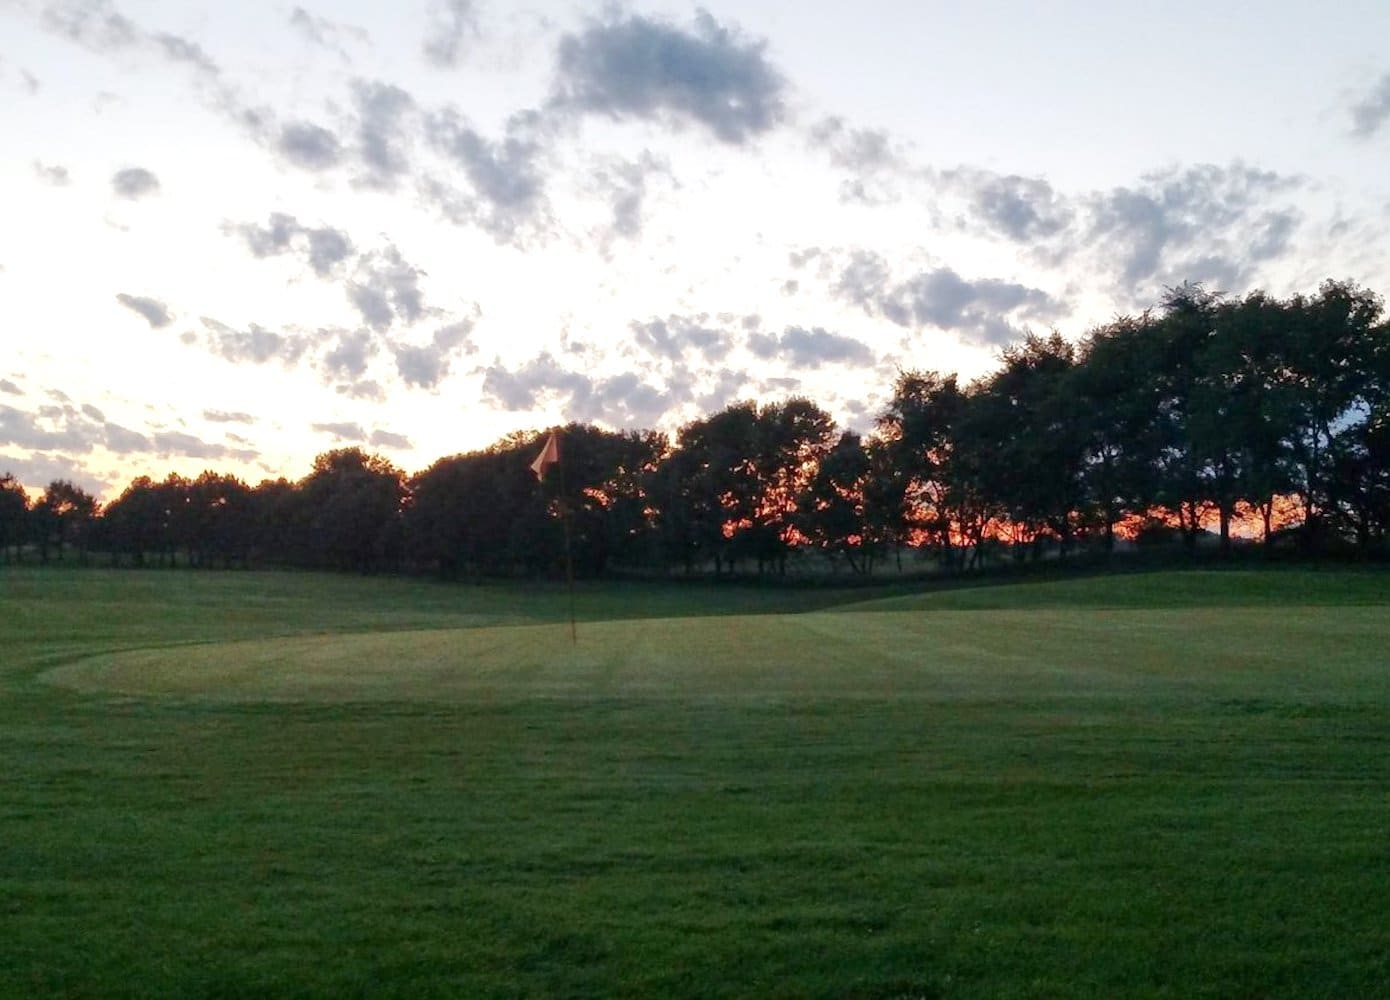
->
[2,566,1389,997]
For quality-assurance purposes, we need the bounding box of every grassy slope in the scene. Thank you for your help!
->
[2,567,1389,998]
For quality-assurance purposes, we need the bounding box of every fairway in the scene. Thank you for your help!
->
[4,567,1390,997]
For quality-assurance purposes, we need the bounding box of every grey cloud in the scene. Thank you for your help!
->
[832,249,892,312]
[234,213,354,276]
[199,317,315,367]
[151,430,256,461]
[203,409,255,424]
[553,10,786,144]
[425,109,548,240]
[115,293,173,329]
[594,152,669,239]
[43,0,138,51]
[481,354,684,427]
[111,166,159,199]
[352,79,415,187]
[1086,163,1301,292]
[290,7,367,57]
[811,116,899,172]
[834,252,1059,347]
[423,0,475,67]
[0,403,97,453]
[336,380,386,402]
[312,421,365,441]
[631,315,729,362]
[34,161,70,186]
[1351,73,1390,137]
[695,368,753,412]
[103,422,149,453]
[369,429,412,449]
[0,400,187,464]
[393,319,475,389]
[348,246,427,330]
[747,326,874,368]
[0,451,110,496]
[0,380,22,396]
[963,171,1072,241]
[278,121,342,170]
[152,32,218,75]
[19,69,41,95]
[322,329,377,380]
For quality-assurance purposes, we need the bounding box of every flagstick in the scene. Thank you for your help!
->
[555,432,577,645]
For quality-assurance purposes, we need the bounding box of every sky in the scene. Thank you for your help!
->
[4,0,1390,500]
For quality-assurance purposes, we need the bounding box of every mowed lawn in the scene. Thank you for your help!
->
[2,568,1389,997]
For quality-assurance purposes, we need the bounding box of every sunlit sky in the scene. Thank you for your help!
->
[4,0,1390,498]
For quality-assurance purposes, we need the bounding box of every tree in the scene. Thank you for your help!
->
[1273,280,1387,551]
[796,430,872,573]
[299,449,406,572]
[33,479,99,564]
[103,476,166,566]
[0,473,29,563]
[965,332,1086,559]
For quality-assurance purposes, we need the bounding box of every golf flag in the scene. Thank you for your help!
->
[531,431,560,480]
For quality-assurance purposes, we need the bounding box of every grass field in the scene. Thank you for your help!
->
[3,567,1389,997]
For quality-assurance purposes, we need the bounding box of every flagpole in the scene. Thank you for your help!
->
[556,431,577,645]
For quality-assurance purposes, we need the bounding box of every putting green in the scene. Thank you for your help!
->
[44,605,1390,705]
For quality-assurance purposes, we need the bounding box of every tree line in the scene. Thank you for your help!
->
[2,280,1388,576]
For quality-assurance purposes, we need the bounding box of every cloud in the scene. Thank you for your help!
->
[0,380,23,396]
[152,32,218,75]
[809,116,909,204]
[630,314,730,362]
[1351,73,1390,137]
[425,109,549,241]
[312,421,365,441]
[833,251,1060,347]
[1,398,253,470]
[747,326,874,368]
[198,317,316,367]
[553,10,786,144]
[0,450,111,496]
[290,7,367,58]
[351,79,415,188]
[203,410,255,424]
[111,166,159,199]
[347,245,428,330]
[950,169,1072,242]
[335,379,386,402]
[592,152,669,240]
[103,422,149,453]
[42,0,138,51]
[115,293,173,329]
[321,329,377,380]
[392,318,476,389]
[695,368,753,412]
[369,429,412,449]
[423,0,475,67]
[1,403,96,452]
[481,353,684,427]
[277,121,343,170]
[150,430,256,461]
[233,213,355,276]
[33,161,70,186]
[1085,163,1301,293]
